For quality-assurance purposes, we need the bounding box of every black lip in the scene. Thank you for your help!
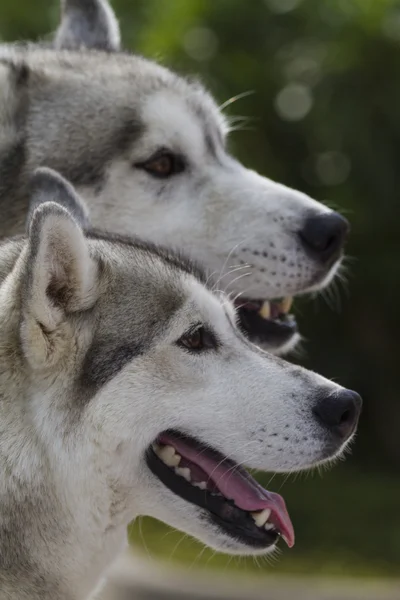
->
[237,306,298,349]
[146,447,279,549]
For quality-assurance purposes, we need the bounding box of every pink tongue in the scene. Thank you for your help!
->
[159,433,295,548]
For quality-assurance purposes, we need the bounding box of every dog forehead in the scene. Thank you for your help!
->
[91,237,213,339]
[141,87,227,158]
[105,244,230,337]
[98,240,185,292]
[8,46,228,169]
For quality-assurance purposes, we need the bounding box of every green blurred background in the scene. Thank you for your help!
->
[1,0,399,580]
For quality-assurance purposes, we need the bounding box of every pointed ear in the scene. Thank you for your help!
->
[21,171,98,368]
[54,0,121,52]
[26,167,90,232]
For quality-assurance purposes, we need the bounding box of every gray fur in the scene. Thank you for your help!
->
[0,47,147,236]
[78,256,184,394]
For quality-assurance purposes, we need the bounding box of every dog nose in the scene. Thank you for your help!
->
[299,212,349,264]
[313,390,362,440]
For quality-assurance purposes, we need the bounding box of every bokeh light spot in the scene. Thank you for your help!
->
[265,0,303,15]
[274,83,313,121]
[316,151,351,186]
[183,27,219,62]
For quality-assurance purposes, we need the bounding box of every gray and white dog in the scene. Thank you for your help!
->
[0,0,350,354]
[0,167,360,599]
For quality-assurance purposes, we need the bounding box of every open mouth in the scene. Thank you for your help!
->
[235,297,297,349]
[146,431,294,550]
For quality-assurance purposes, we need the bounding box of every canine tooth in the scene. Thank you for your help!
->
[158,445,179,467]
[251,509,271,527]
[159,445,175,459]
[170,454,181,467]
[280,296,293,314]
[176,467,191,481]
[264,522,275,531]
[259,301,271,319]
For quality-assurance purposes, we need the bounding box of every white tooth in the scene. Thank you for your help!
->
[280,296,293,314]
[259,301,271,319]
[193,481,207,490]
[251,509,271,527]
[158,445,179,467]
[264,522,275,531]
[176,467,191,481]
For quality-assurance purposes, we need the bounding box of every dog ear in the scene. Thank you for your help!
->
[21,169,98,368]
[54,0,121,52]
[26,167,90,232]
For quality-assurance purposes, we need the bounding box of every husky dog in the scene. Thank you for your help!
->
[0,0,350,355]
[0,168,361,599]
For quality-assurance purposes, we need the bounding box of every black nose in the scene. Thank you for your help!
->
[299,212,349,264]
[313,390,362,440]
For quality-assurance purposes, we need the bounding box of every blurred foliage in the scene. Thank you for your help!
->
[1,0,400,578]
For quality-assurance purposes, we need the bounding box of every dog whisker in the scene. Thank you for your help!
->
[137,516,155,565]
[211,264,253,292]
[169,532,192,562]
[212,239,250,292]
[222,271,251,293]
[219,90,255,112]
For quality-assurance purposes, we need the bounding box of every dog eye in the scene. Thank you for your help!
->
[177,326,218,352]
[136,151,185,179]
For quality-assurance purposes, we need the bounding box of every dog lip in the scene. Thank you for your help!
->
[154,431,295,548]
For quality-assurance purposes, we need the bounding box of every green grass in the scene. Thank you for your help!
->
[129,462,400,578]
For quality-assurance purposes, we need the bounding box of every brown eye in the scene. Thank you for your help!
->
[177,326,218,353]
[136,151,185,179]
[145,155,173,177]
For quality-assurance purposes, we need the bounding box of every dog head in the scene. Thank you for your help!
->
[6,168,361,563]
[0,0,350,355]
